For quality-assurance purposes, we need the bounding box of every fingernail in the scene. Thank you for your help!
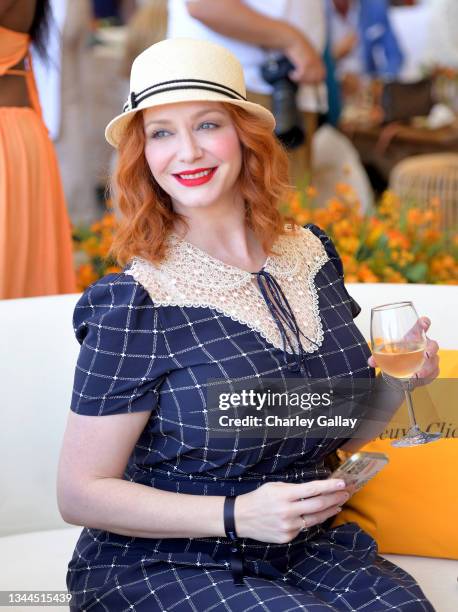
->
[336,480,346,488]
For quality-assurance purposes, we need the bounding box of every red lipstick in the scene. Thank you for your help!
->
[173,167,217,187]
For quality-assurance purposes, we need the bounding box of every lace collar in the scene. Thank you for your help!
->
[125,226,329,354]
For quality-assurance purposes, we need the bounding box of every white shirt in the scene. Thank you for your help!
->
[422,0,458,69]
[389,4,432,82]
[167,0,327,112]
[328,0,363,78]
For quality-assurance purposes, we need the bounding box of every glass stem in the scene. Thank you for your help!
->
[404,389,418,428]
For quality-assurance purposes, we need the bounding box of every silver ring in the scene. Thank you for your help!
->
[301,515,308,531]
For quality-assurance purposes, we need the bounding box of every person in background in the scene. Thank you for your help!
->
[0,0,76,299]
[327,0,404,93]
[92,0,138,24]
[121,0,168,78]
[92,0,120,20]
[105,0,168,207]
[167,0,327,187]
[310,20,375,214]
[33,0,99,225]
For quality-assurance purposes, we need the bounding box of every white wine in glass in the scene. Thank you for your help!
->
[371,301,442,447]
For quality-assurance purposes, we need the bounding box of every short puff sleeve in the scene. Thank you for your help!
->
[305,223,362,319]
[70,273,167,416]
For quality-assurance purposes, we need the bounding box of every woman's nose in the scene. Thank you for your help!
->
[177,130,202,162]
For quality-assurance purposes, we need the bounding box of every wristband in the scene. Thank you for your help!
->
[223,495,245,586]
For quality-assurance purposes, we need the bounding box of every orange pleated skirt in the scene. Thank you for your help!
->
[0,106,77,299]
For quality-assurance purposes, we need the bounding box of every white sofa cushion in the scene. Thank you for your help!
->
[0,294,80,536]
[383,554,458,612]
[0,526,81,612]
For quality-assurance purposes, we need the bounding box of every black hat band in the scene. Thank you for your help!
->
[123,78,247,112]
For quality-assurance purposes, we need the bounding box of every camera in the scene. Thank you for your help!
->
[260,54,305,150]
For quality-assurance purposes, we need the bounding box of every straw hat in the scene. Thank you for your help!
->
[105,37,276,147]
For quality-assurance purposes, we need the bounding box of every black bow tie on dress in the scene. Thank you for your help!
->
[252,270,319,374]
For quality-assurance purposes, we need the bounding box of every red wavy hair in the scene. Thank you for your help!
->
[109,102,299,266]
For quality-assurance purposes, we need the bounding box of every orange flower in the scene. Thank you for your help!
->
[295,212,309,225]
[327,198,346,218]
[306,185,317,199]
[101,213,118,230]
[90,220,103,233]
[387,229,410,250]
[335,219,354,235]
[288,193,303,214]
[335,182,353,197]
[76,263,98,290]
[340,253,358,276]
[383,266,405,283]
[339,236,360,253]
[105,265,122,275]
[407,208,423,225]
[313,209,333,229]
[82,236,102,257]
[358,263,379,283]
[441,255,456,269]
[423,229,441,243]
[99,235,114,258]
[366,225,383,247]
[404,251,415,264]
[429,254,458,282]
[380,190,401,208]
[423,209,435,223]
[378,190,401,221]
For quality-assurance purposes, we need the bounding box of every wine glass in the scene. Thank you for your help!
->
[370,301,442,447]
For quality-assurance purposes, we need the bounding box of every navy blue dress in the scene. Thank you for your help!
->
[66,225,432,611]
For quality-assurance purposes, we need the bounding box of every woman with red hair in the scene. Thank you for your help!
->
[58,38,437,611]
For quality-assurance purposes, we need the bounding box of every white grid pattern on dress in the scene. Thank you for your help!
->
[67,225,433,611]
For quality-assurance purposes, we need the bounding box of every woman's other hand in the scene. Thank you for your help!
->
[235,479,350,544]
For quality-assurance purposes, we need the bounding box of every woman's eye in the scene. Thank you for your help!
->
[149,122,218,139]
[150,130,170,139]
[200,122,218,130]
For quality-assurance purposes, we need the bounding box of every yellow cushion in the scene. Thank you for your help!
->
[333,349,458,559]
[436,349,458,377]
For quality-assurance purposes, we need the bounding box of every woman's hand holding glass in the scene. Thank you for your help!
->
[235,479,351,544]
[368,316,440,387]
[368,303,441,447]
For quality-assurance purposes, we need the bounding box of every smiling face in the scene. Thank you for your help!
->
[143,101,243,215]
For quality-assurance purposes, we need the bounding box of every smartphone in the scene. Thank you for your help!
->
[328,451,389,490]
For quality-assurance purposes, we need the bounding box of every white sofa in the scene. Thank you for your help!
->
[1,284,457,611]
